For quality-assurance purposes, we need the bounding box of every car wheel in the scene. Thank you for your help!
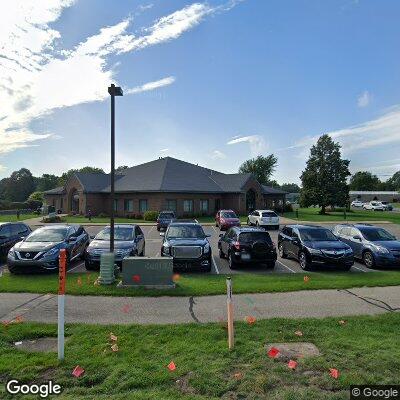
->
[299,251,311,271]
[79,245,88,260]
[363,251,376,268]
[228,252,237,269]
[140,246,145,257]
[219,247,225,259]
[7,264,21,275]
[247,218,251,226]
[256,221,259,227]
[278,243,288,259]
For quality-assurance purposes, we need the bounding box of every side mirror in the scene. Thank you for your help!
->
[159,232,165,237]
[353,235,362,241]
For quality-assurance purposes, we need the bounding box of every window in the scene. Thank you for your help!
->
[113,199,118,212]
[0,225,11,239]
[124,199,133,212]
[135,226,143,237]
[139,199,148,213]
[166,199,177,212]
[200,199,209,213]
[60,198,63,209]
[183,200,193,213]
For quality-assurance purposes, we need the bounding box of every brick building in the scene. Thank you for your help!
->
[44,157,287,217]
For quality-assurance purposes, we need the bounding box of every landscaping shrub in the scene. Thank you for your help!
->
[143,211,158,221]
[98,212,108,218]
[283,203,293,212]
[42,215,63,223]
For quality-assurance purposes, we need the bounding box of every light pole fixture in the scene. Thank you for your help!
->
[108,83,123,253]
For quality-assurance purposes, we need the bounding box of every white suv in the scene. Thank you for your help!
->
[247,209,280,229]
[351,200,364,208]
[363,201,385,211]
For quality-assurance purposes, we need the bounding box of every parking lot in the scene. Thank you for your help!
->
[2,221,398,276]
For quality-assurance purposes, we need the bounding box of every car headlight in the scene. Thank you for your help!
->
[162,244,170,256]
[204,243,210,254]
[374,245,390,254]
[43,247,60,258]
[8,247,15,258]
[307,247,322,255]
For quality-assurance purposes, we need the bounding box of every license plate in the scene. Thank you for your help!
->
[241,253,251,260]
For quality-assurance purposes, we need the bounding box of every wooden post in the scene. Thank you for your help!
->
[58,249,67,361]
[226,277,234,349]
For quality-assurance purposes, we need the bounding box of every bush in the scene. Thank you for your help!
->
[42,215,63,223]
[98,212,108,218]
[283,203,293,212]
[143,211,158,221]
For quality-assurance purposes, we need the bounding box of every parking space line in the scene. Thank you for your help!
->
[68,262,84,272]
[212,256,220,274]
[352,265,367,273]
[148,226,155,235]
[276,260,296,273]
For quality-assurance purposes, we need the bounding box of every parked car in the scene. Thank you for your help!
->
[379,201,393,211]
[7,225,89,273]
[351,200,364,208]
[218,226,277,269]
[247,209,280,229]
[160,221,212,272]
[85,224,145,270]
[215,209,241,230]
[332,223,400,268]
[156,211,176,232]
[0,222,31,258]
[278,224,354,271]
[363,201,385,211]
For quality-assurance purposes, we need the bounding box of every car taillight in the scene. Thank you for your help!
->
[220,218,226,223]
[233,241,240,250]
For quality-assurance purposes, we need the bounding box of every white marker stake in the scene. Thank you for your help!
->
[58,249,67,361]
[226,277,234,349]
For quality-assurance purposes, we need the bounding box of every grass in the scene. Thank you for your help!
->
[1,313,399,399]
[285,207,400,224]
[1,271,400,297]
[0,213,38,222]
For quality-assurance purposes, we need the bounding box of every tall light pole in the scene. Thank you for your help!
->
[108,83,123,253]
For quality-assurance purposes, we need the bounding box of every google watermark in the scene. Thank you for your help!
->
[351,386,400,400]
[6,380,62,398]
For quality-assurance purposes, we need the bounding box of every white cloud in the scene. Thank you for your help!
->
[227,135,266,156]
[357,90,372,107]
[0,0,242,160]
[159,148,169,153]
[210,150,227,159]
[281,105,400,158]
[125,77,175,94]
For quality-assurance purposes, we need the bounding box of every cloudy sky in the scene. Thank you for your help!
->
[1,0,400,183]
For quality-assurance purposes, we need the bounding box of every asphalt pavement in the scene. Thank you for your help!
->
[1,286,399,325]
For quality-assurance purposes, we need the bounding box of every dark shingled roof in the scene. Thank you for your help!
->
[261,185,288,195]
[43,186,65,195]
[45,157,286,195]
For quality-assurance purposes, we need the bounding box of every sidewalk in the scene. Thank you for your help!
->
[1,286,399,325]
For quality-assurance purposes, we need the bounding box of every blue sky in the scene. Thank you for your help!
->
[1,0,400,184]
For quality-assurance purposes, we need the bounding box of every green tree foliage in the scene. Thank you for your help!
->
[387,171,400,191]
[58,166,105,186]
[28,191,44,202]
[349,171,381,191]
[35,174,59,191]
[116,165,129,172]
[280,183,301,193]
[300,135,350,214]
[238,155,278,186]
[2,168,36,202]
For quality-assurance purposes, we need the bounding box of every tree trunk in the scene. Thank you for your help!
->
[319,205,326,215]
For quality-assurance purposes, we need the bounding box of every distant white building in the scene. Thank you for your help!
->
[349,191,400,203]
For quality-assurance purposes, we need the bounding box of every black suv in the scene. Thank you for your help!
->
[7,224,89,273]
[278,224,354,271]
[160,222,212,272]
[0,222,31,258]
[218,227,277,269]
[156,211,176,232]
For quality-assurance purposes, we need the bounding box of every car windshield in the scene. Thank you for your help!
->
[159,213,174,219]
[239,232,272,243]
[359,228,395,242]
[95,227,134,241]
[299,228,338,242]
[167,225,205,239]
[25,227,68,242]
[262,212,277,217]
[221,212,237,218]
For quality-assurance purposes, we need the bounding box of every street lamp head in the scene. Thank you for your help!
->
[108,83,123,96]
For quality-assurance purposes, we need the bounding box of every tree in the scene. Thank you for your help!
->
[35,174,60,191]
[4,168,35,202]
[387,171,400,191]
[58,166,105,186]
[238,155,278,186]
[300,135,350,214]
[116,165,129,172]
[28,191,44,202]
[349,171,381,191]
[281,183,301,193]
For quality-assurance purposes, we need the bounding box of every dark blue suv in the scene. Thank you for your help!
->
[332,224,400,268]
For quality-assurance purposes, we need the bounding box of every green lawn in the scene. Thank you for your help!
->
[0,213,38,222]
[285,207,400,224]
[1,313,399,399]
[1,271,400,297]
